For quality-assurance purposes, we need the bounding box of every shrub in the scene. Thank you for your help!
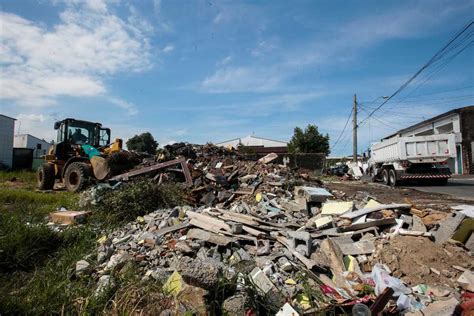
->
[93,180,184,224]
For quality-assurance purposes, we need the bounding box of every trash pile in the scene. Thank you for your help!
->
[74,145,473,315]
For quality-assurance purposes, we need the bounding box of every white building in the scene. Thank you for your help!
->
[0,114,16,168]
[382,106,474,175]
[216,135,288,149]
[14,134,52,158]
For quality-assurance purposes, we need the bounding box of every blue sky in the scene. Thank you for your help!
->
[0,0,473,155]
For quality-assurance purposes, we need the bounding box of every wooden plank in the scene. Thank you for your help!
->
[155,222,189,237]
[340,203,412,220]
[338,218,397,232]
[187,228,234,246]
[187,211,231,232]
[243,225,267,237]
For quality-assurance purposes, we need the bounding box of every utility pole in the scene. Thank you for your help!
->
[352,94,357,162]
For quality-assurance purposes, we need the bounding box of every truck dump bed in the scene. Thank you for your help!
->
[371,134,456,164]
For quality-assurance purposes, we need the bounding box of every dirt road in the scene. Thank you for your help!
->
[403,176,474,201]
[324,179,474,212]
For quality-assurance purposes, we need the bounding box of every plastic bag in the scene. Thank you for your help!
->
[371,264,411,297]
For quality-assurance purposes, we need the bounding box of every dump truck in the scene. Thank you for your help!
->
[368,134,456,186]
[37,118,124,192]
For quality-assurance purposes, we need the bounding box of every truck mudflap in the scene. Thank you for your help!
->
[400,174,451,180]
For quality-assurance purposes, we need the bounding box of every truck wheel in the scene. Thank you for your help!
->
[37,163,55,190]
[436,178,448,186]
[382,169,390,186]
[389,169,398,187]
[64,162,90,192]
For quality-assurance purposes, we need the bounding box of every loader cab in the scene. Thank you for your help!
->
[53,118,110,160]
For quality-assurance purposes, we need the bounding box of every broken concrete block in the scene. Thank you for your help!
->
[433,211,466,244]
[280,199,305,213]
[76,260,91,276]
[294,186,332,203]
[50,210,91,225]
[256,239,271,256]
[321,201,353,215]
[222,293,247,315]
[419,296,458,316]
[250,267,275,294]
[315,216,333,229]
[177,258,222,290]
[337,240,375,255]
[288,231,312,257]
[457,270,474,292]
[228,221,243,234]
[412,215,427,232]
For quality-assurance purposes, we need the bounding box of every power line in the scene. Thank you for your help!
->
[330,108,353,149]
[358,20,473,126]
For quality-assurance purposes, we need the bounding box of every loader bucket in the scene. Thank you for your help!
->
[90,156,111,180]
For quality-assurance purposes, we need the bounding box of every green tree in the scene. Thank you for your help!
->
[288,124,330,155]
[126,132,158,154]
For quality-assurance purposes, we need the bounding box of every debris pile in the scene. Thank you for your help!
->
[74,146,473,315]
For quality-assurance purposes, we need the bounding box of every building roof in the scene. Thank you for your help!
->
[15,133,51,144]
[0,114,16,121]
[215,135,288,146]
[382,105,474,140]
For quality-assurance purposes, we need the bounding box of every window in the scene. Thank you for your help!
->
[36,143,42,150]
[68,126,91,145]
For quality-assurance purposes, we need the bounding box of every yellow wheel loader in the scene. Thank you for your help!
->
[37,118,125,192]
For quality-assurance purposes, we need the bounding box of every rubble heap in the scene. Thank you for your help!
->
[75,146,474,315]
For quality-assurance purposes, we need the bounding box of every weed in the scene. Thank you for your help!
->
[0,214,61,272]
[92,180,184,224]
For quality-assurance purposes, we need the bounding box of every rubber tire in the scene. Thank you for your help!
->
[389,169,398,187]
[64,162,90,192]
[37,163,55,190]
[436,178,448,186]
[382,169,390,186]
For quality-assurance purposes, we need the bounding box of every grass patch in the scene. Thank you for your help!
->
[92,180,184,224]
[0,170,36,183]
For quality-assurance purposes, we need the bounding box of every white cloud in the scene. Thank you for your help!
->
[15,113,56,140]
[213,12,224,24]
[217,55,232,66]
[162,44,174,53]
[107,97,139,116]
[200,66,282,93]
[0,2,152,111]
[251,40,276,57]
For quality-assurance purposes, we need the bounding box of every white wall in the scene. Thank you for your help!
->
[14,134,51,158]
[216,135,287,148]
[0,116,15,167]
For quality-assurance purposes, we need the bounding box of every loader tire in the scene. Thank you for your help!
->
[37,163,55,190]
[382,169,390,186]
[64,162,90,192]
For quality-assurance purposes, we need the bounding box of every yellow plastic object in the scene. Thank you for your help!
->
[296,293,311,310]
[163,271,183,296]
[343,255,357,272]
[365,199,381,208]
[285,279,297,285]
[256,193,263,202]
[97,235,107,244]
[136,216,145,223]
